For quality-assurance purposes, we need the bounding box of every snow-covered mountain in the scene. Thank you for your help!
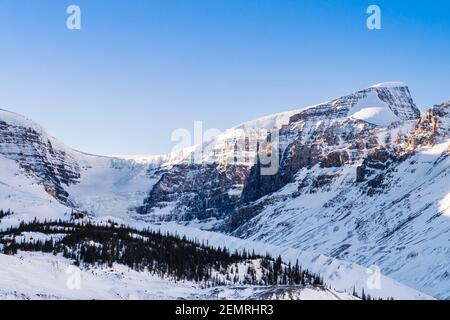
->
[0,82,448,300]
[0,108,156,220]
[137,82,422,221]
[225,99,450,299]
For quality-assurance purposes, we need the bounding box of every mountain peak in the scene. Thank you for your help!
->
[348,83,420,126]
[289,81,420,126]
[0,108,44,133]
[370,81,407,89]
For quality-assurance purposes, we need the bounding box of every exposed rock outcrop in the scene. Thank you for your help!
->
[0,113,80,204]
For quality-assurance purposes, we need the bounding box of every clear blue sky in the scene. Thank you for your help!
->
[0,0,449,155]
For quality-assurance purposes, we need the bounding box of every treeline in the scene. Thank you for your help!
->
[0,219,323,287]
[0,209,12,220]
[352,286,392,301]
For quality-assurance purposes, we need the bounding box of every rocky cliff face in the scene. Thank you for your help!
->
[137,163,247,221]
[411,101,450,146]
[0,110,81,204]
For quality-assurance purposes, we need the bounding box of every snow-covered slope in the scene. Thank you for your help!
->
[137,222,432,300]
[0,155,69,221]
[230,141,450,298]
[0,108,158,219]
[348,91,401,126]
[348,82,417,126]
[0,252,358,300]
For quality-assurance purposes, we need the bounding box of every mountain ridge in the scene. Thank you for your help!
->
[0,83,449,299]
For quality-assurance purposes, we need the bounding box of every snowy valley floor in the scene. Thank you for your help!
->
[0,210,435,300]
[0,252,356,300]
